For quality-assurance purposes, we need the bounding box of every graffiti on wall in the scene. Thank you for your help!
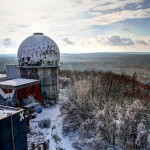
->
[0,88,16,106]
[0,84,42,107]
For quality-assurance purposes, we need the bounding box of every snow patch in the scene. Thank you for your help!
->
[29,105,75,150]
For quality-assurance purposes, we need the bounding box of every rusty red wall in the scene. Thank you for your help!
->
[17,84,42,106]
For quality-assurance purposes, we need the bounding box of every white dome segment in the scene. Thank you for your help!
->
[17,33,60,66]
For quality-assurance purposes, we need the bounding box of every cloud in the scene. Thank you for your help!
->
[74,0,144,18]
[136,40,149,45]
[91,0,144,12]
[80,8,150,27]
[121,27,131,32]
[2,38,12,47]
[62,37,74,45]
[0,0,149,36]
[63,35,136,47]
[102,36,134,46]
[17,24,28,28]
[0,0,149,53]
[75,0,84,4]
[58,35,150,53]
[63,35,150,48]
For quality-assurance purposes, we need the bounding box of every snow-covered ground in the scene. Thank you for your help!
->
[29,89,75,150]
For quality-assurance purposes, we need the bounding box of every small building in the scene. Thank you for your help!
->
[0,78,42,107]
[0,105,27,150]
[6,65,20,79]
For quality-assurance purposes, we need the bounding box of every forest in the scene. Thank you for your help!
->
[59,70,150,150]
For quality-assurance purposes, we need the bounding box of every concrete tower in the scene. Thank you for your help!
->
[17,33,60,102]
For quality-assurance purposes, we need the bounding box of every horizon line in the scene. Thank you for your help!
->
[0,52,150,55]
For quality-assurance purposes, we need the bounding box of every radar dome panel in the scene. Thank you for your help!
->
[17,33,60,66]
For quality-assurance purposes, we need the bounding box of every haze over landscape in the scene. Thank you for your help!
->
[0,53,150,83]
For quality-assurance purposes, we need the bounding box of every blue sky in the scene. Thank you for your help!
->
[0,0,149,54]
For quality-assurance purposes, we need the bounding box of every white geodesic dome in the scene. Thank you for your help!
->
[17,33,60,66]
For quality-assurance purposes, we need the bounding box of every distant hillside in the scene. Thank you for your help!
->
[61,52,150,62]
[0,54,17,73]
[0,54,17,57]
[0,53,150,82]
[60,53,150,82]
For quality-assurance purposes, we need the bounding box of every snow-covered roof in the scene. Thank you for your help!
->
[24,102,39,108]
[0,105,23,120]
[0,74,6,78]
[0,78,40,89]
[17,33,60,66]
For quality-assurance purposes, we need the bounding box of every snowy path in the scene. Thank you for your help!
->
[30,104,75,150]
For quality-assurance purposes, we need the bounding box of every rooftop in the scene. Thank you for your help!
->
[0,74,6,78]
[0,105,23,120]
[0,78,40,89]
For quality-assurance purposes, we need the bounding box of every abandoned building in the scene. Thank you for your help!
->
[5,33,60,102]
[0,33,60,150]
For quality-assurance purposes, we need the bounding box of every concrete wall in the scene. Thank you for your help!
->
[6,65,20,79]
[7,65,59,101]
[20,66,59,101]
